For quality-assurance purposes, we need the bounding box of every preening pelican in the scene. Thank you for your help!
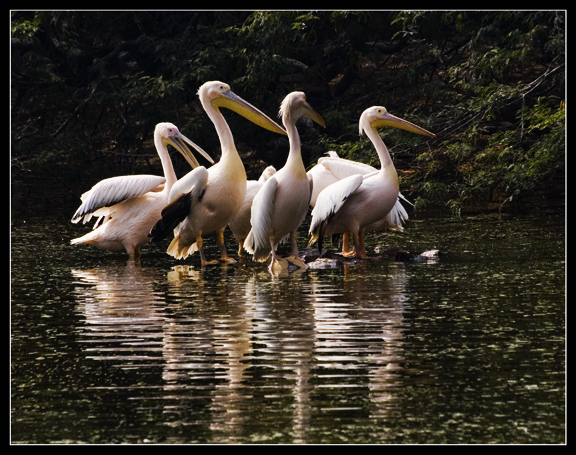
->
[149,81,287,265]
[244,91,326,273]
[70,122,214,260]
[309,106,434,258]
[307,150,412,254]
[228,165,276,257]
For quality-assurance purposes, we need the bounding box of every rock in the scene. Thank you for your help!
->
[307,258,342,269]
[373,247,410,260]
[374,247,441,262]
[419,249,440,258]
[301,248,367,269]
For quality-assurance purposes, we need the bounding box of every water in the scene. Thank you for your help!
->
[11,202,565,444]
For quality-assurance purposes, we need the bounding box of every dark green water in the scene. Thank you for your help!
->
[11,203,565,444]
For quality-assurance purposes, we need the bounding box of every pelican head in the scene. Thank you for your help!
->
[279,91,326,128]
[198,81,287,136]
[360,107,435,138]
[156,122,215,168]
[258,165,277,182]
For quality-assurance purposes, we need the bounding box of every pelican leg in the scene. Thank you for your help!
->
[237,240,246,259]
[216,231,236,264]
[352,231,369,259]
[285,232,307,269]
[268,238,289,274]
[341,232,351,255]
[341,232,357,257]
[197,236,218,266]
[123,243,142,264]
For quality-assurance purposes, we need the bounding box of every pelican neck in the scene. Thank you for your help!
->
[202,101,246,180]
[283,115,305,170]
[365,125,395,170]
[155,136,177,190]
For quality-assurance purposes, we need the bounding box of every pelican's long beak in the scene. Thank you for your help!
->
[374,112,435,138]
[166,133,215,169]
[303,101,326,128]
[213,90,287,136]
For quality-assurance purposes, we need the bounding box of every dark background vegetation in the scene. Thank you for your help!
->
[11,10,565,216]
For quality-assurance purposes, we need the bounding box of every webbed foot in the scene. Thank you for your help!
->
[285,255,308,269]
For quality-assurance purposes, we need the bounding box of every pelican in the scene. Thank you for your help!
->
[149,81,287,265]
[244,91,326,272]
[228,165,276,258]
[70,122,214,260]
[309,106,435,259]
[308,151,375,207]
[307,150,412,254]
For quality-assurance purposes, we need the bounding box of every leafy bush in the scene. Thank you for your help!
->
[11,11,564,212]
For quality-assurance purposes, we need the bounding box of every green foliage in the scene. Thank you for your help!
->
[397,11,565,211]
[11,11,565,212]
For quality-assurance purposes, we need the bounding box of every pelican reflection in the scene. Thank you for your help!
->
[70,259,409,442]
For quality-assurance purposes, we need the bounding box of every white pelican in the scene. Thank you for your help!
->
[244,91,326,272]
[307,150,412,254]
[308,151,375,207]
[149,81,287,265]
[309,106,435,259]
[228,165,276,258]
[70,122,214,260]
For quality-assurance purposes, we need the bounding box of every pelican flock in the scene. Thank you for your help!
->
[70,80,435,272]
[70,122,213,261]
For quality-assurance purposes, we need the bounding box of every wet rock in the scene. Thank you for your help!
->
[301,247,442,268]
[420,249,440,259]
[302,248,343,269]
[300,248,331,264]
[374,247,441,262]
[373,247,410,259]
[301,248,365,268]
[307,258,342,269]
